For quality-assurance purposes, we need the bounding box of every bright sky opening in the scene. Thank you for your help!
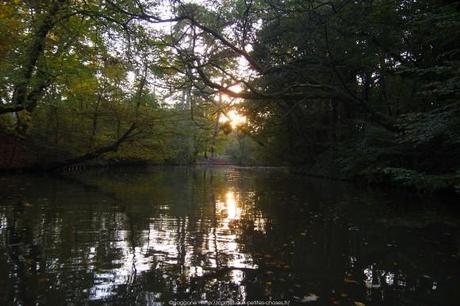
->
[219,110,247,130]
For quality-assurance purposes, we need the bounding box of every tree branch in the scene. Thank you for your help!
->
[42,123,137,171]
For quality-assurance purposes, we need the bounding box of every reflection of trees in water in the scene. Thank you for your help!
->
[0,168,458,305]
[0,169,267,304]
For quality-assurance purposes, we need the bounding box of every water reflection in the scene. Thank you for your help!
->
[0,168,458,305]
[68,185,259,303]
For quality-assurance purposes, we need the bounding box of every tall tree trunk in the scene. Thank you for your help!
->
[0,0,65,115]
[210,94,223,158]
[88,89,104,150]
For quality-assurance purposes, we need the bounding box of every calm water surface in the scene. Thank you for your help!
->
[0,167,459,305]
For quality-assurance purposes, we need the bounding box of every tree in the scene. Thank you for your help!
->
[1,0,459,191]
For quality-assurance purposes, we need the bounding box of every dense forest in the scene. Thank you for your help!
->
[0,0,459,193]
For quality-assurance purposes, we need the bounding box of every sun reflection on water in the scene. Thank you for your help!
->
[216,190,242,222]
[83,188,258,302]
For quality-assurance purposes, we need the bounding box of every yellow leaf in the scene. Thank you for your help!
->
[344,277,359,284]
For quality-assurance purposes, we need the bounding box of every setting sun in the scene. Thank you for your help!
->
[219,110,247,130]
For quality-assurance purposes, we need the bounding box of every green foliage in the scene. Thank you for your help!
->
[335,124,401,176]
[221,132,261,166]
[378,167,458,193]
[0,0,459,194]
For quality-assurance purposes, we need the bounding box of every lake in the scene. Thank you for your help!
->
[0,166,458,305]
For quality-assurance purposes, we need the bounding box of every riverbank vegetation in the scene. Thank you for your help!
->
[0,0,459,193]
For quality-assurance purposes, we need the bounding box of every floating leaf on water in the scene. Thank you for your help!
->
[329,297,339,305]
[344,278,359,284]
[301,293,319,302]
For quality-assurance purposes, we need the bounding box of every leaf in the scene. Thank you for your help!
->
[301,293,319,302]
[344,277,359,284]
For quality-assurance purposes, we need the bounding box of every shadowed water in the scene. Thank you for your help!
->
[0,167,458,305]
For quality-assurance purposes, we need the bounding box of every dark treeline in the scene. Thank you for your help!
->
[0,0,459,192]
